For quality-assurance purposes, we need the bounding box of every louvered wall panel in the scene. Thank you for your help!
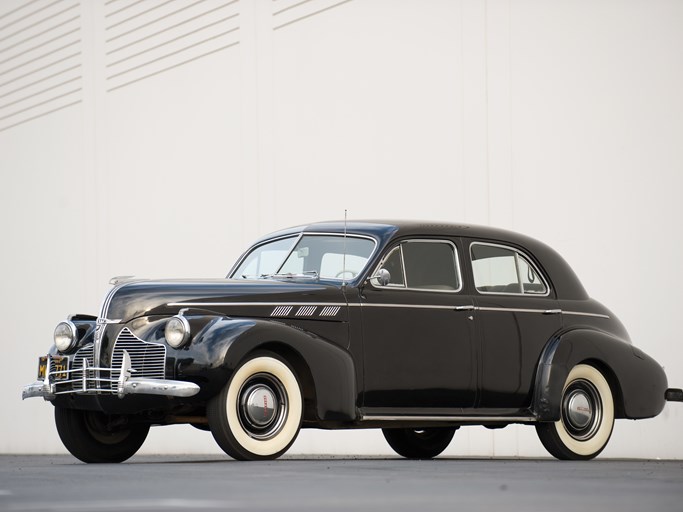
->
[0,0,82,132]
[272,0,353,31]
[104,0,241,92]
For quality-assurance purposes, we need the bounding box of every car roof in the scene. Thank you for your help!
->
[254,220,589,300]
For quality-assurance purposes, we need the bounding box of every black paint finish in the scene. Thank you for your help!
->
[40,221,673,431]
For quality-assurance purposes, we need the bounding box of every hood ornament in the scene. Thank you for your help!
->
[109,275,136,285]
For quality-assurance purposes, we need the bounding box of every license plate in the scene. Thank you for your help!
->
[38,356,68,380]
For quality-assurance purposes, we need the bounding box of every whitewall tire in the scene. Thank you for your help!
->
[536,364,615,460]
[208,354,303,460]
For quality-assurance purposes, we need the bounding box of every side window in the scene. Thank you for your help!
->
[382,246,406,286]
[377,240,461,291]
[403,241,460,290]
[470,243,548,295]
[517,256,547,294]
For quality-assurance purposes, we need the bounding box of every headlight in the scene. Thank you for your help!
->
[54,321,78,353]
[165,316,191,348]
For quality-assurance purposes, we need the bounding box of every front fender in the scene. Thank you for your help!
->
[176,317,357,423]
[533,328,668,421]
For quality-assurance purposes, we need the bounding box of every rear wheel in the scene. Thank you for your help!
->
[383,427,456,459]
[54,407,149,463]
[536,364,615,460]
[208,353,303,460]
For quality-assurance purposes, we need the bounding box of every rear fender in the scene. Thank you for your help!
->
[533,329,668,421]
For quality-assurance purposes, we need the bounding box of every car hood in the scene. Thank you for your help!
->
[103,278,347,322]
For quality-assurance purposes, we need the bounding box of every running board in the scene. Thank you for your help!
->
[361,415,537,423]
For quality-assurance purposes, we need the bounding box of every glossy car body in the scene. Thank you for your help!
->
[23,221,682,462]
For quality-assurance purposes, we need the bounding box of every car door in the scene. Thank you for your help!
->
[467,240,562,409]
[359,238,476,413]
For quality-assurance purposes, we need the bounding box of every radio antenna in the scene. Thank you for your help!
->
[342,209,347,289]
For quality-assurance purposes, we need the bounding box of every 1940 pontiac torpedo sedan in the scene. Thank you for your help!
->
[23,221,682,462]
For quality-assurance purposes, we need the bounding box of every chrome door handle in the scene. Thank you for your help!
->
[455,305,476,311]
[543,309,562,315]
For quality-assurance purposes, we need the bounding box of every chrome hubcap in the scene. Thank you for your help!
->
[566,391,592,429]
[238,373,288,440]
[243,385,277,427]
[561,379,602,441]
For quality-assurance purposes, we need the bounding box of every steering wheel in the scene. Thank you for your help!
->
[335,270,357,279]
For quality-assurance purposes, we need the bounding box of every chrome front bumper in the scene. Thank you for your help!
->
[22,351,200,400]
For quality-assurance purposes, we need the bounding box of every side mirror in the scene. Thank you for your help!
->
[370,268,391,286]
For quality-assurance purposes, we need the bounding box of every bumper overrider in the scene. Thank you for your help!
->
[22,326,200,401]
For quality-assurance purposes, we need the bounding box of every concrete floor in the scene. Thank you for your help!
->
[1,455,682,512]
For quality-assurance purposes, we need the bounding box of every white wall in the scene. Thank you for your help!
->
[1,0,682,458]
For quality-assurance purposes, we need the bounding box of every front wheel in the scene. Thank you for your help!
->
[536,364,615,460]
[383,427,456,459]
[207,353,303,460]
[54,407,149,463]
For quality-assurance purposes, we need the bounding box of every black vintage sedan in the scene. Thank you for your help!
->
[24,221,682,462]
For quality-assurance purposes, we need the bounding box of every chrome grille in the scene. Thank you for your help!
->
[109,328,166,391]
[72,344,94,368]
[71,344,95,391]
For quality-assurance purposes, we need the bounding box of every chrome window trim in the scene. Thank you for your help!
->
[469,241,551,297]
[379,245,406,288]
[398,245,408,287]
[274,232,307,275]
[370,239,464,293]
[229,232,378,283]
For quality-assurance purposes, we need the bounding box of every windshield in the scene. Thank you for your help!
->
[231,234,376,281]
